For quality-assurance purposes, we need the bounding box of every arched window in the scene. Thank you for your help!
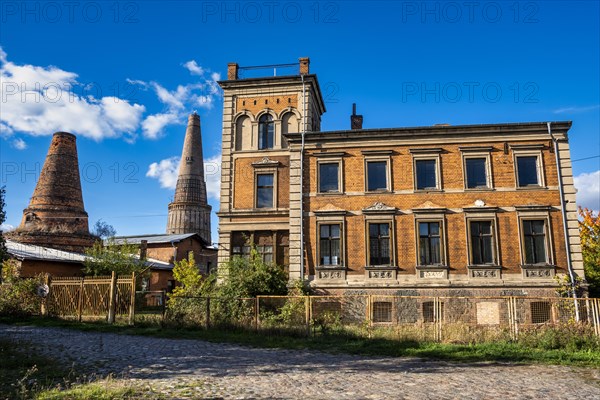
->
[281,112,298,149]
[258,114,274,150]
[235,115,251,150]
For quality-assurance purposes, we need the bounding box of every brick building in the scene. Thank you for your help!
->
[111,233,216,291]
[216,58,584,297]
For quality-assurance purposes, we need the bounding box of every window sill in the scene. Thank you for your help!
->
[515,186,548,190]
[316,191,344,196]
[464,187,494,192]
[414,188,443,193]
[365,189,392,194]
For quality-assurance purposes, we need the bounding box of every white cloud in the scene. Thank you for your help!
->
[142,112,180,140]
[1,222,15,232]
[0,47,146,141]
[146,157,180,189]
[204,154,221,200]
[553,105,600,114]
[147,153,221,201]
[184,60,204,76]
[574,170,600,211]
[11,137,27,150]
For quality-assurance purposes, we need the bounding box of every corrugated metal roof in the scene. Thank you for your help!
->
[7,240,174,271]
[7,240,87,263]
[113,233,200,244]
[110,233,198,245]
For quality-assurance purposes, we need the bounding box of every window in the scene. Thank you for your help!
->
[232,245,251,258]
[516,155,540,187]
[372,301,392,323]
[318,163,340,193]
[319,224,341,266]
[531,301,551,324]
[258,114,274,149]
[369,223,391,265]
[423,301,444,323]
[419,221,442,265]
[416,159,438,190]
[465,158,488,188]
[366,161,388,191]
[522,220,547,264]
[256,245,273,263]
[256,174,274,208]
[470,221,494,265]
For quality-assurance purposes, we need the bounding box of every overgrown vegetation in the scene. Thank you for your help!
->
[165,246,288,327]
[83,239,145,276]
[0,259,43,317]
[4,316,600,368]
[580,206,600,297]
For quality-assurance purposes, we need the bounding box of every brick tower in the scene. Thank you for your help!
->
[166,112,212,244]
[8,132,95,252]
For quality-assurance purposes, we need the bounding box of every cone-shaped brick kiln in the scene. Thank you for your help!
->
[8,132,95,252]
[166,113,212,244]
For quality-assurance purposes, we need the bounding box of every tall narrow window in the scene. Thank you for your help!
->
[256,174,274,208]
[369,223,391,265]
[522,220,547,264]
[258,114,274,149]
[419,221,441,265]
[470,221,494,264]
[516,156,540,187]
[257,245,273,263]
[416,159,438,190]
[465,158,488,188]
[367,161,388,191]
[319,224,341,266]
[319,163,340,193]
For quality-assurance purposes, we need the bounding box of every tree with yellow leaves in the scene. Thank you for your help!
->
[579,207,600,297]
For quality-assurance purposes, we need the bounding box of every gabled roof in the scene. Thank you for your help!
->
[110,233,203,246]
[7,240,87,264]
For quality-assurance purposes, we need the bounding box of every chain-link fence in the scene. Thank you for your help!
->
[140,294,600,341]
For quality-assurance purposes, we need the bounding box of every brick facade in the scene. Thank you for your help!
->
[217,58,583,297]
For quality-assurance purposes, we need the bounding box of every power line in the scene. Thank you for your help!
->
[572,155,600,162]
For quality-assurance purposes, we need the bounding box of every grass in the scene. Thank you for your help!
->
[0,335,161,399]
[2,315,600,368]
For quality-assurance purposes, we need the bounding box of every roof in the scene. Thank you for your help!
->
[110,233,201,246]
[7,240,175,271]
[7,240,87,264]
[285,121,572,143]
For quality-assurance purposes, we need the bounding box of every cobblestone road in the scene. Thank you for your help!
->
[1,325,599,399]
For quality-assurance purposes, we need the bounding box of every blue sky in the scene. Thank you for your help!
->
[1,0,599,243]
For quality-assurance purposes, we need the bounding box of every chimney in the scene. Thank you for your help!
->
[7,131,95,252]
[299,57,310,75]
[140,240,148,260]
[227,62,238,80]
[351,103,363,130]
[166,113,212,244]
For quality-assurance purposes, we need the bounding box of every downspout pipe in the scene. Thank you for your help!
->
[548,122,580,320]
[299,74,306,282]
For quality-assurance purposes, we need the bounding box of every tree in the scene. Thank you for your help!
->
[170,253,214,298]
[91,219,117,239]
[216,247,288,298]
[0,186,8,282]
[579,207,600,297]
[83,239,145,276]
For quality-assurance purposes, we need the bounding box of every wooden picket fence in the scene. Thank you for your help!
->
[45,272,136,324]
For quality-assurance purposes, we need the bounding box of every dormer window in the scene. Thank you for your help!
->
[258,114,274,149]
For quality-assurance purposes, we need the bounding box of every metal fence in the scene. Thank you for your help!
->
[135,294,600,341]
[47,272,136,323]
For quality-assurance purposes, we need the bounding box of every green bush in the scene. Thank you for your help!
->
[0,260,43,317]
